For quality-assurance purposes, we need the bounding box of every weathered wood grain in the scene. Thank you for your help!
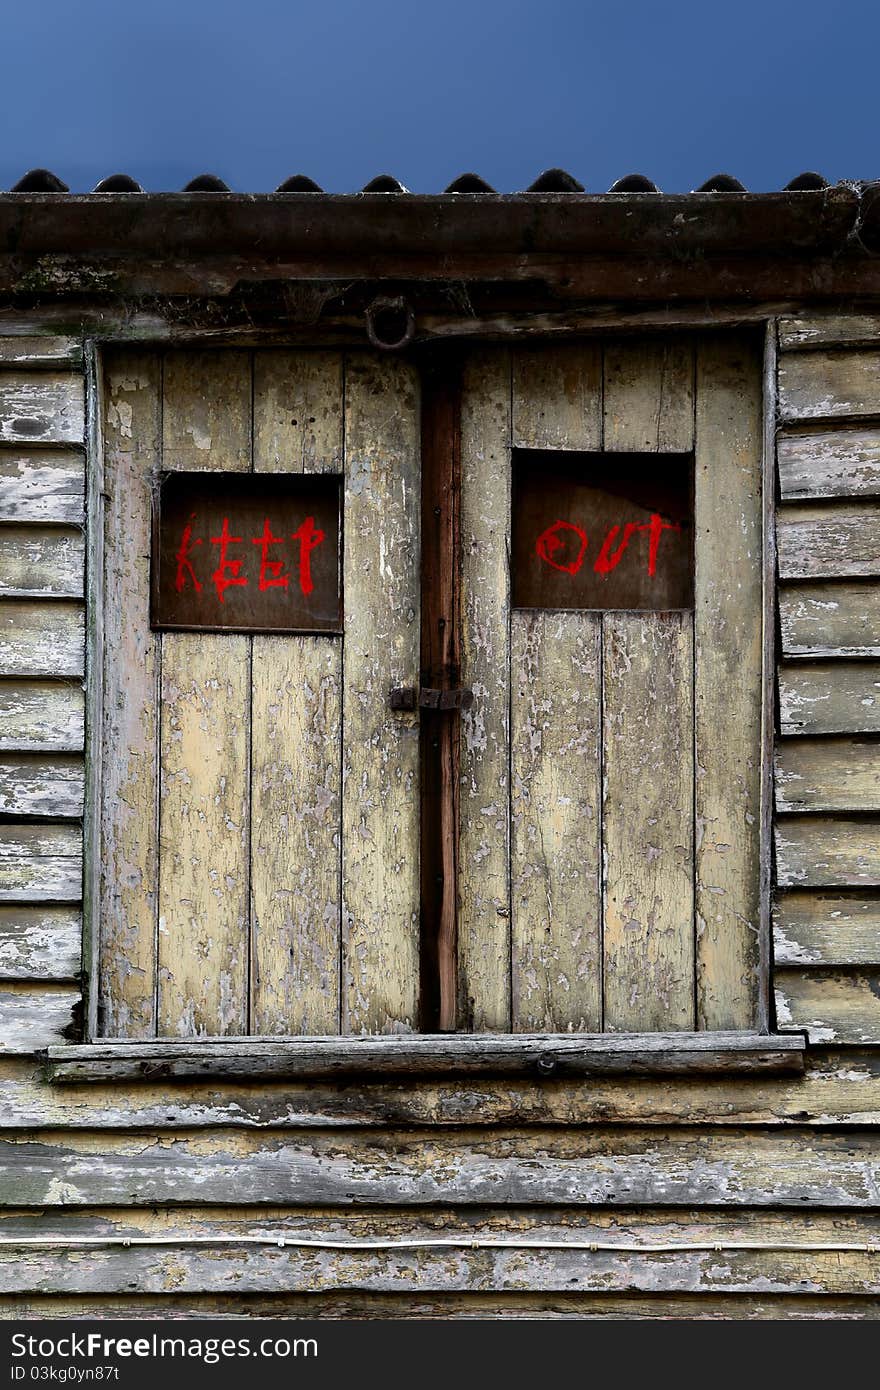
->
[510,613,601,1032]
[778,315,880,350]
[459,350,512,1032]
[0,755,83,817]
[251,638,341,1034]
[160,350,250,472]
[98,353,162,1038]
[777,503,880,579]
[695,336,763,1030]
[778,350,880,422]
[1,1048,878,1129]
[0,373,85,446]
[0,601,83,678]
[0,680,83,753]
[603,613,694,1032]
[775,969,880,1044]
[779,662,880,734]
[779,583,880,658]
[0,824,81,902]
[777,428,880,500]
[0,527,83,599]
[0,452,84,524]
[342,354,420,1034]
[0,1125,877,1208]
[0,337,82,369]
[511,343,601,450]
[0,907,80,980]
[776,816,880,888]
[251,350,343,1035]
[775,738,880,813]
[2,1210,880,1299]
[252,350,343,472]
[603,337,694,451]
[158,350,252,1037]
[0,988,79,1052]
[774,891,880,966]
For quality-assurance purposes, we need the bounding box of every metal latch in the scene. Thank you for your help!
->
[389,686,474,712]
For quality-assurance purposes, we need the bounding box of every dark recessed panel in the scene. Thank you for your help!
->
[151,472,342,633]
[512,450,694,611]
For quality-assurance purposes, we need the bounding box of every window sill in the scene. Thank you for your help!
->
[43,1031,806,1084]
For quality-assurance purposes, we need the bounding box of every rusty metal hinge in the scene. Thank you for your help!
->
[389,686,474,712]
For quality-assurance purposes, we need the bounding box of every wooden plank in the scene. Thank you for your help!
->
[776,816,880,888]
[0,337,82,369]
[0,907,80,980]
[0,824,81,902]
[251,638,341,1034]
[250,350,343,1036]
[0,452,85,524]
[99,353,162,1040]
[602,613,694,1031]
[774,892,880,966]
[0,988,79,1052]
[252,350,343,472]
[0,680,83,753]
[44,1031,804,1084]
[510,612,601,1032]
[0,755,83,817]
[0,373,85,446]
[778,315,880,350]
[342,354,421,1034]
[3,1211,880,1300]
[1,1125,878,1209]
[775,969,880,1045]
[779,583,880,658]
[459,349,511,1031]
[778,350,880,422]
[777,428,880,500]
[0,601,83,678]
[602,338,694,452]
[418,354,463,1032]
[695,336,764,1030]
[511,343,601,450]
[775,738,880,813]
[777,503,880,579]
[0,526,84,598]
[158,350,252,1037]
[2,1048,879,1129]
[779,662,880,735]
[160,350,251,471]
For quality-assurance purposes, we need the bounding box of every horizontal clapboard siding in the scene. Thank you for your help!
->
[774,320,880,1050]
[779,583,880,658]
[0,346,85,1039]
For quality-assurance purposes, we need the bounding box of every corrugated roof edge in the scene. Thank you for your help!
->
[2,166,845,194]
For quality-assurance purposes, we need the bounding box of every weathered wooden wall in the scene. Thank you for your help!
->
[0,323,879,1319]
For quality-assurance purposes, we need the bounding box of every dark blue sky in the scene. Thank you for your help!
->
[2,0,876,193]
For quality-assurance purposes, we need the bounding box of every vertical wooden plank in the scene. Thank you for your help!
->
[511,612,602,1031]
[251,351,343,1035]
[98,352,160,1038]
[157,351,251,1036]
[419,353,463,1032]
[695,335,764,1030]
[512,344,601,450]
[602,613,695,1032]
[603,338,695,452]
[458,349,511,1031]
[342,354,420,1034]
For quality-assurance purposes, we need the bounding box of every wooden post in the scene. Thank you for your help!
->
[419,351,462,1031]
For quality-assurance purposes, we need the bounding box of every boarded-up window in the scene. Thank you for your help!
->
[98,335,765,1039]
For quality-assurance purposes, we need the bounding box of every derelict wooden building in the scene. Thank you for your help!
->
[0,165,879,1318]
